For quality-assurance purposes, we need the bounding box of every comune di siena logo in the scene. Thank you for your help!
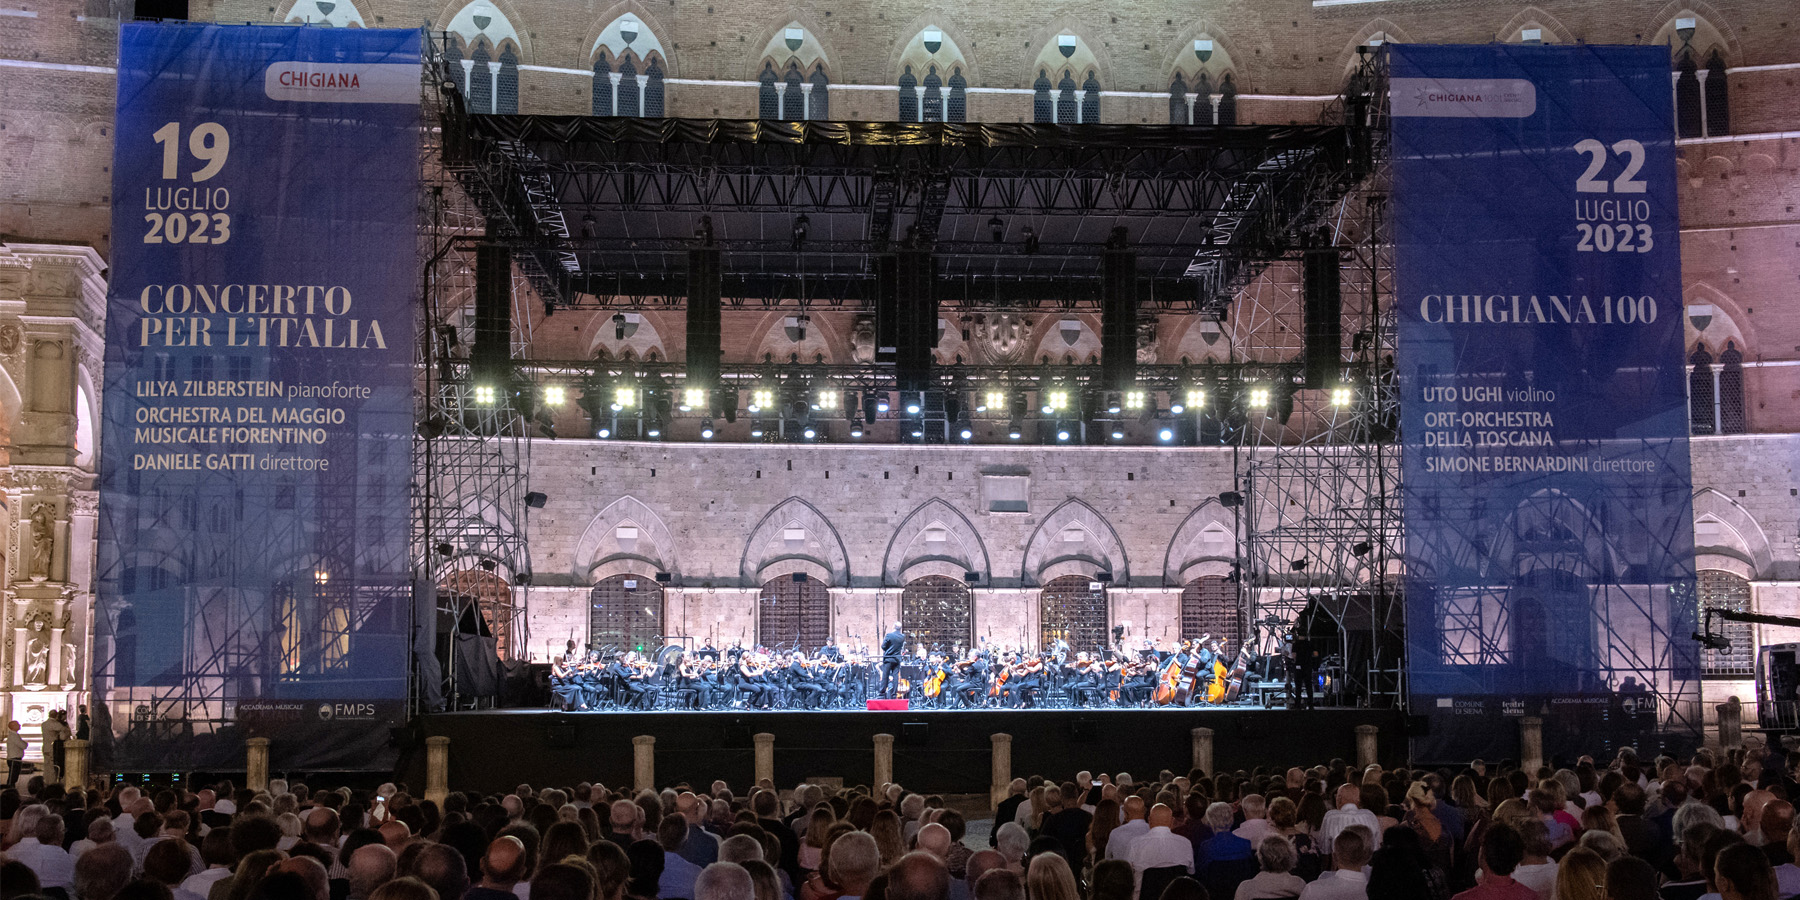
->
[317,702,379,721]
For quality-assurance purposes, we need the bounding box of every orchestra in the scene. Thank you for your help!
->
[549,628,1302,712]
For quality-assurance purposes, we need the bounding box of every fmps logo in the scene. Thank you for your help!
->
[264,63,422,105]
[317,702,379,722]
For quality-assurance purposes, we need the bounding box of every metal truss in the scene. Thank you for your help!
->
[411,36,535,713]
[1239,52,1405,708]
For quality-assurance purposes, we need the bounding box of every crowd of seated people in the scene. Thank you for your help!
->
[2,742,1798,900]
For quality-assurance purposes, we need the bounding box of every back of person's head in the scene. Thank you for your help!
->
[368,876,438,900]
[964,850,1005,891]
[115,879,175,900]
[1701,828,1747,890]
[1715,842,1778,900]
[538,821,589,870]
[481,837,528,887]
[1612,781,1647,816]
[740,860,781,900]
[694,862,755,900]
[1514,817,1552,859]
[1024,852,1078,900]
[233,816,286,859]
[719,833,762,865]
[1555,847,1607,900]
[1150,876,1206,900]
[411,842,471,900]
[993,823,1028,862]
[1088,860,1133,900]
[657,813,688,852]
[252,871,315,900]
[348,844,398,900]
[626,839,664,898]
[1332,825,1372,869]
[1603,856,1660,900]
[1577,829,1622,863]
[144,836,197,886]
[887,852,950,900]
[1,860,41,900]
[972,870,1023,900]
[829,831,880,892]
[585,839,631,900]
[1255,836,1296,874]
[1480,822,1526,877]
[530,864,595,900]
[76,842,135,900]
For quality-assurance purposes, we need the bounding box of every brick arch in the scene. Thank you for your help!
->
[1647,1,1742,63]
[586,310,671,361]
[886,16,980,86]
[1336,19,1413,75]
[746,12,835,80]
[1164,499,1239,586]
[882,498,991,585]
[1020,499,1129,587]
[748,309,842,365]
[1692,488,1775,580]
[582,1,677,74]
[571,495,680,584]
[1683,281,1749,355]
[740,497,851,587]
[1494,7,1576,44]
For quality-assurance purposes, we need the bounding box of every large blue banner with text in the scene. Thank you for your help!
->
[98,24,419,769]
[1392,45,1699,762]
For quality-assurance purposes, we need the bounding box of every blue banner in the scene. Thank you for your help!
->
[1391,45,1699,761]
[98,24,419,769]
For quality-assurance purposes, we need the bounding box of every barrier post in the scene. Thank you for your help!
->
[246,737,271,793]
[873,733,894,788]
[1191,727,1214,777]
[1355,724,1380,770]
[753,732,774,785]
[1519,717,1544,774]
[425,736,451,807]
[633,735,656,792]
[990,733,1012,807]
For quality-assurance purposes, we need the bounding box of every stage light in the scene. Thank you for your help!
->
[814,388,839,410]
[850,424,864,438]
[911,427,925,438]
[596,426,612,438]
[1023,225,1039,255]
[802,426,817,439]
[1043,389,1069,414]
[1330,385,1354,407]
[1351,541,1372,557]
[612,385,636,411]
[876,396,891,413]
[1290,559,1308,571]
[700,420,715,439]
[1008,418,1023,439]
[1124,390,1146,410]
[1247,385,1271,409]
[1187,388,1207,410]
[681,387,706,411]
[542,385,566,406]
[750,388,775,412]
[646,424,662,438]
[981,390,1005,413]
[1110,428,1125,440]
[1056,425,1071,441]
[1105,392,1122,414]
[791,214,810,250]
[750,421,765,438]
[989,216,1005,243]
[905,394,922,415]
[959,427,974,440]
[1158,426,1175,442]
[473,384,497,405]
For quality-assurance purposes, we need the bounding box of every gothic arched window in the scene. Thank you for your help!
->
[1040,574,1109,654]
[901,576,973,653]
[1705,50,1730,137]
[645,58,665,116]
[1032,70,1053,123]
[1080,72,1101,124]
[809,68,830,120]
[1195,73,1214,125]
[1676,51,1702,138]
[592,54,614,116]
[1055,72,1077,124]
[923,67,943,122]
[758,63,779,118]
[496,47,519,114]
[1689,345,1715,435]
[1217,74,1238,125]
[758,574,831,651]
[1719,341,1745,434]
[616,56,640,117]
[443,39,464,96]
[947,70,966,122]
[467,42,493,114]
[784,62,805,120]
[1699,570,1753,677]
[1169,73,1189,124]
[899,66,919,122]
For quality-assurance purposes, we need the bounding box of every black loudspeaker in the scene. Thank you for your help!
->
[524,492,547,509]
[687,247,722,390]
[1303,248,1342,389]
[473,244,513,377]
[901,722,930,745]
[1101,248,1137,392]
[874,255,899,364]
[895,251,936,391]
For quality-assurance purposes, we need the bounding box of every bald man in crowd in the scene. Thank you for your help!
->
[346,843,398,900]
[888,852,952,900]
[468,837,528,900]
[1106,797,1150,860]
[1126,804,1193,897]
[695,862,755,900]
[677,793,721,867]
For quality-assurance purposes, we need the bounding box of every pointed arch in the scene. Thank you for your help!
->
[887,17,980,87]
[1683,282,1749,355]
[891,21,975,123]
[1691,488,1775,579]
[1022,19,1110,91]
[1162,22,1247,124]
[280,0,370,27]
[1495,7,1576,44]
[436,0,529,60]
[571,496,680,583]
[741,497,851,586]
[1020,499,1129,587]
[583,3,675,77]
[1336,19,1413,75]
[1163,499,1239,585]
[748,15,834,80]
[1483,490,1627,583]
[1646,2,1742,64]
[882,498,991,586]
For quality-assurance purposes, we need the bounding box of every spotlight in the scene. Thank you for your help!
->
[877,396,891,413]
[750,388,775,412]
[905,393,922,415]
[543,385,566,406]
[1247,385,1271,409]
[1330,385,1354,407]
[1022,226,1039,255]
[1186,388,1206,411]
[1124,390,1146,410]
[1290,560,1308,571]
[1043,389,1069,414]
[814,388,839,410]
[1056,425,1071,442]
[596,426,612,438]
[863,393,879,424]
[435,542,455,557]
[989,216,1005,243]
[612,385,636,411]
[1008,422,1023,440]
[1351,541,1373,557]
[613,312,628,340]
[1105,392,1122,414]
[1158,426,1175,442]
[750,421,765,438]
[802,426,817,439]
[850,424,864,438]
[1218,490,1244,507]
[792,214,810,250]
[646,423,662,438]
[959,427,974,440]
[1110,428,1125,440]
[700,420,715,439]
[681,387,706,411]
[473,384,497,405]
[910,427,925,438]
[981,390,1005,413]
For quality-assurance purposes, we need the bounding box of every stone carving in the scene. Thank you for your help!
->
[63,639,79,686]
[850,315,875,364]
[0,322,21,356]
[24,618,50,684]
[972,314,1033,365]
[28,502,55,581]
[1136,318,1159,365]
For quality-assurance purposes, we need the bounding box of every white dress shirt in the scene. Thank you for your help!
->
[1298,870,1368,900]
[1317,804,1381,853]
[1127,826,1195,898]
[1234,871,1307,900]
[181,866,233,900]
[8,836,76,889]
[1107,819,1151,860]
[1511,860,1557,900]
[1233,818,1277,848]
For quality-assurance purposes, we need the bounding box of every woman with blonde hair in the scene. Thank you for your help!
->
[1025,851,1081,900]
[800,806,836,872]
[1554,846,1608,900]
[869,809,906,869]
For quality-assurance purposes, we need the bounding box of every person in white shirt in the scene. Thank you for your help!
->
[70,815,116,861]
[1298,825,1372,900]
[1509,819,1557,900]
[1233,795,1276,848]
[1317,784,1381,855]
[4,720,25,788]
[1126,804,1194,899]
[181,829,236,900]
[1106,798,1150,861]
[1234,837,1306,900]
[12,813,77,890]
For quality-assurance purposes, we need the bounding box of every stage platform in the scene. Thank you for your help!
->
[410,706,1407,794]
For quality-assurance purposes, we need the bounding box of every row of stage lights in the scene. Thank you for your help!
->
[471,379,1358,443]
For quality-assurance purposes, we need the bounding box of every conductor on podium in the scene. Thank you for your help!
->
[881,622,905,698]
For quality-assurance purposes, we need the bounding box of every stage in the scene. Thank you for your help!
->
[407,706,1406,794]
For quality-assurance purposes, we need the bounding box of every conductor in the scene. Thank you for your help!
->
[880,622,905,698]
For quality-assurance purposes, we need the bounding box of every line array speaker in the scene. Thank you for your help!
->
[1101,248,1138,392]
[1303,248,1343,389]
[895,251,936,392]
[686,247,722,390]
[472,244,513,378]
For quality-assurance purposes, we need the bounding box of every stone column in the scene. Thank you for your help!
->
[1718,696,1744,750]
[633,735,656,792]
[64,738,89,789]
[246,737,271,793]
[990,733,1012,807]
[1073,91,1087,124]
[1191,727,1214,777]
[425,736,451,807]
[753,733,774,785]
[1184,95,1197,125]
[609,72,623,115]
[1519,717,1544,774]
[800,82,813,120]
[1355,724,1380,770]
[873,733,894,788]
[486,61,501,115]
